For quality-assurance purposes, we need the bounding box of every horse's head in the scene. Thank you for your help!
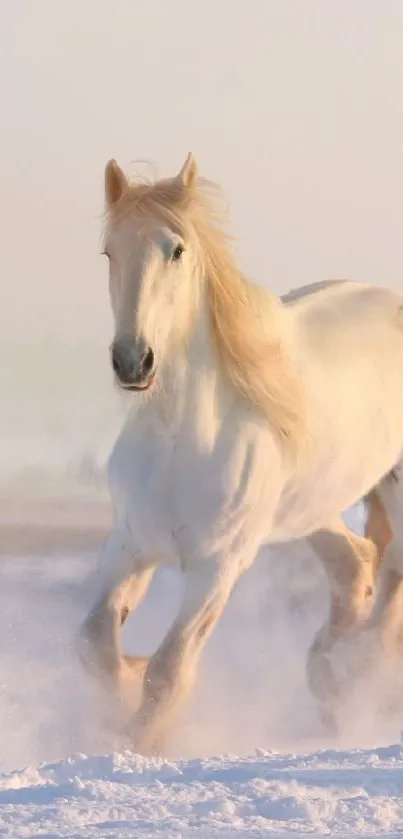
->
[102,153,305,449]
[103,154,201,392]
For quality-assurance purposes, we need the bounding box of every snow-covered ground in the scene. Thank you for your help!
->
[4,744,403,837]
[1,505,403,837]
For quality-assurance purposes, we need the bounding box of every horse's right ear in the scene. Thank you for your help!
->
[176,153,198,191]
[105,159,127,207]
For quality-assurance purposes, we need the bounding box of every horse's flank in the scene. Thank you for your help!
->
[105,170,306,453]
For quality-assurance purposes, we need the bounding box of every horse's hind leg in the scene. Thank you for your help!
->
[328,472,403,718]
[363,488,393,575]
[306,498,391,729]
[366,467,403,658]
[77,527,155,686]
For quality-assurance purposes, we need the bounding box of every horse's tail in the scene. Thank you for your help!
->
[364,486,393,577]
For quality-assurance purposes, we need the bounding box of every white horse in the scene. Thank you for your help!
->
[78,153,403,753]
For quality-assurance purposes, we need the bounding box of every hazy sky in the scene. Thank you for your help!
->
[2,0,403,343]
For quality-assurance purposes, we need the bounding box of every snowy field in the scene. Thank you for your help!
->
[1,502,403,837]
[3,0,403,832]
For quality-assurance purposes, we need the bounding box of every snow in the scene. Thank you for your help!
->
[3,746,403,837]
[2,505,403,837]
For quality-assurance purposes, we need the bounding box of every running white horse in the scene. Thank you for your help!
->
[78,153,403,753]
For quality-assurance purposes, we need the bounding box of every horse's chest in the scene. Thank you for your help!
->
[108,429,179,558]
[169,423,280,556]
[109,421,275,561]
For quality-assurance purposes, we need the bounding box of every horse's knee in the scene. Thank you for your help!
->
[120,604,130,626]
[330,568,375,632]
[310,522,377,620]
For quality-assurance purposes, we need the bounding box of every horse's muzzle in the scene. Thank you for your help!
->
[111,341,155,391]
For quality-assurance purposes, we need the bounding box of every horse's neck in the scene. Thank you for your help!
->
[129,279,288,441]
[134,295,234,439]
[246,280,286,334]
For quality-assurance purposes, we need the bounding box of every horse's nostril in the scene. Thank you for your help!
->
[112,343,154,385]
[142,347,154,374]
[112,348,121,374]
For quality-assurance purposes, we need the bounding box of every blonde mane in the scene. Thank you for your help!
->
[106,171,306,452]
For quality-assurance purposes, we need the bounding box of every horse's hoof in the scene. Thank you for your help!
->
[317,704,340,739]
[120,711,166,757]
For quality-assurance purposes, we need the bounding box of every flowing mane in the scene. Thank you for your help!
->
[105,171,306,451]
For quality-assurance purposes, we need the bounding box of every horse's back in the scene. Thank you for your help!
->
[281,278,349,307]
[283,278,403,318]
[286,279,403,353]
[301,281,403,487]
[274,280,403,532]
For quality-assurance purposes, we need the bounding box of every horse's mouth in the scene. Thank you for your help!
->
[117,374,156,393]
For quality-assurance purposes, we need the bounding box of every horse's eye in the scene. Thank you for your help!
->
[172,244,184,262]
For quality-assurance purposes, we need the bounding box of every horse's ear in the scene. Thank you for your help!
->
[105,159,127,207]
[176,153,198,191]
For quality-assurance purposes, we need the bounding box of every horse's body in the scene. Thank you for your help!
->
[78,154,403,752]
[109,278,403,553]
[275,279,403,536]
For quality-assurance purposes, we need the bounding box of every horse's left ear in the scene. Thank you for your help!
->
[105,158,127,207]
[176,153,198,190]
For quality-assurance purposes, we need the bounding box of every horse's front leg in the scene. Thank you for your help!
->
[76,527,155,686]
[130,556,243,756]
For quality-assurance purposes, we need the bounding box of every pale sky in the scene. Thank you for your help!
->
[1,0,403,343]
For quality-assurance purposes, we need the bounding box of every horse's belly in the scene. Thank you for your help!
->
[272,415,403,540]
[273,328,403,537]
